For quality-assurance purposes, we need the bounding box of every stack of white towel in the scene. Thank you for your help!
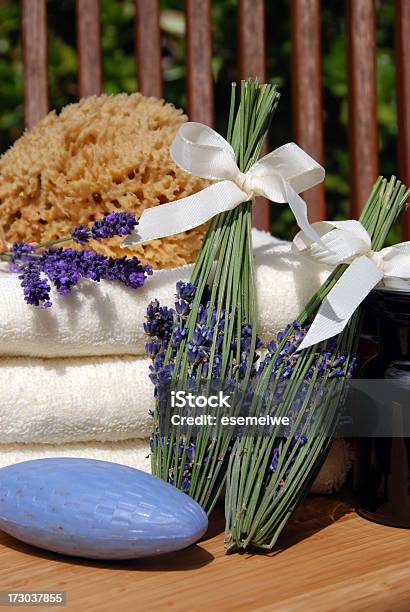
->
[0,230,352,493]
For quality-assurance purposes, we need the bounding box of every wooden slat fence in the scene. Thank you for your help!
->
[77,0,102,98]
[135,0,163,98]
[185,0,214,126]
[21,0,410,237]
[22,0,48,130]
[291,0,325,222]
[347,0,379,218]
[238,0,270,231]
[395,0,410,239]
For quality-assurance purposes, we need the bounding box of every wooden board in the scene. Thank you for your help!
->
[1,495,410,611]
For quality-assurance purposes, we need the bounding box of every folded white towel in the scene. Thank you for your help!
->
[0,438,353,496]
[0,356,153,444]
[0,439,151,472]
[0,230,331,358]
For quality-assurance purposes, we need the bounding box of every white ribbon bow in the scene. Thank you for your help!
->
[292,220,410,351]
[122,122,325,247]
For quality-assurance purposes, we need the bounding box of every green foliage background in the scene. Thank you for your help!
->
[0,0,398,239]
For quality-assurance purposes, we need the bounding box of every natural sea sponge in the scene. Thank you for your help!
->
[0,94,208,268]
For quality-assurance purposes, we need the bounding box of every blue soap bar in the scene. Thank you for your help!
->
[0,458,208,560]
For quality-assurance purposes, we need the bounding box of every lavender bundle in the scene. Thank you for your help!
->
[225,176,410,552]
[0,212,152,307]
[147,80,280,512]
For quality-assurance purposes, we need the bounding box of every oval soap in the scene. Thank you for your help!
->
[0,458,208,560]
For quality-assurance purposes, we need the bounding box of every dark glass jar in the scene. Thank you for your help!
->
[356,287,410,527]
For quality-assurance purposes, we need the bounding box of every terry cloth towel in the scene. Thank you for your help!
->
[0,439,151,472]
[0,356,153,445]
[0,439,353,496]
[0,230,331,358]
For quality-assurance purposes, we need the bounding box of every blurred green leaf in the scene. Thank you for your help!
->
[160,10,185,36]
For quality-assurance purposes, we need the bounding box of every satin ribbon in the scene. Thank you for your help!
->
[292,220,410,351]
[122,122,325,247]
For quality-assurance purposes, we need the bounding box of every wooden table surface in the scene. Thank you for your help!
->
[1,495,410,611]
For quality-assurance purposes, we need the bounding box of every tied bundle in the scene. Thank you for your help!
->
[224,176,410,551]
[142,81,281,512]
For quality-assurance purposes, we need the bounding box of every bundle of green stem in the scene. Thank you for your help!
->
[224,175,410,552]
[150,80,280,513]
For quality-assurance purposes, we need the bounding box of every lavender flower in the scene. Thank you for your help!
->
[71,212,138,244]
[144,300,175,342]
[176,281,197,301]
[3,212,150,307]
[17,247,151,307]
[19,262,52,308]
[175,299,190,317]
[181,476,191,491]
[70,224,91,246]
[10,242,35,265]
[145,340,162,359]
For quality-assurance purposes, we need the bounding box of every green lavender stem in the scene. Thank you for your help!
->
[0,236,81,263]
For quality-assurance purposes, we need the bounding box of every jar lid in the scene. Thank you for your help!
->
[377,277,410,293]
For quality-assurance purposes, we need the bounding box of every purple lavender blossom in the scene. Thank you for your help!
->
[176,281,197,301]
[19,262,52,308]
[70,224,91,246]
[144,299,175,342]
[145,340,162,359]
[10,242,35,265]
[71,212,138,245]
[181,477,191,491]
[17,247,151,307]
[175,299,190,317]
[6,212,149,308]
[91,212,138,240]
